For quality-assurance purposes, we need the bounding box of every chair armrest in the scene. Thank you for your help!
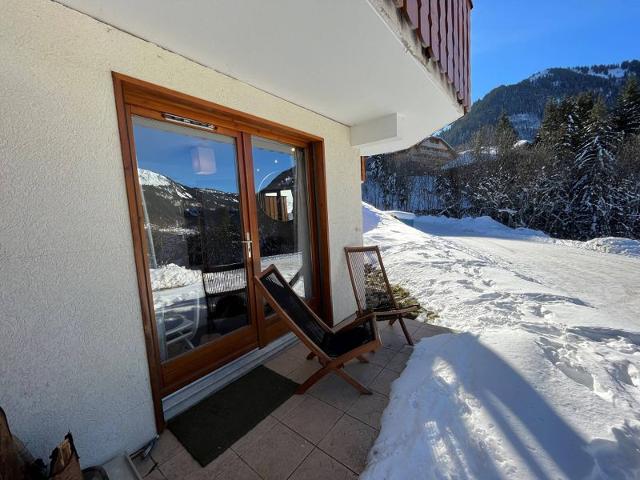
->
[375,305,420,317]
[333,312,377,333]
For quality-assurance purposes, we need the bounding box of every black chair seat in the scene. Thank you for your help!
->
[256,265,381,395]
[321,321,375,358]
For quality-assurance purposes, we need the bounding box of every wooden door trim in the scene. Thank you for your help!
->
[161,329,259,395]
[112,72,334,431]
[240,133,269,346]
[112,76,165,431]
[311,141,333,325]
[116,73,321,146]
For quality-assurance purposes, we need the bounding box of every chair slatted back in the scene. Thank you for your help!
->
[345,246,397,314]
[257,267,327,348]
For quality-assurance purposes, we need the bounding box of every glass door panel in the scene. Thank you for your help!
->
[132,116,254,363]
[251,136,313,313]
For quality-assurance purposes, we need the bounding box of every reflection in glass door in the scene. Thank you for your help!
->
[132,116,255,363]
[251,136,313,311]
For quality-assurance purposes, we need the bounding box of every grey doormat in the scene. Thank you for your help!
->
[168,365,299,466]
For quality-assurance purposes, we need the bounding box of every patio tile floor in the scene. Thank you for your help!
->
[134,320,450,479]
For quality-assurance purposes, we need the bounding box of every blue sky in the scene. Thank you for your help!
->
[472,1,640,101]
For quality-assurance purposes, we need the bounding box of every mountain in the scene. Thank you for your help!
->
[138,168,243,266]
[438,60,640,148]
[138,168,240,230]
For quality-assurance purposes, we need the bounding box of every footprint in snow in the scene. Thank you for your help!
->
[527,304,555,319]
[611,361,640,388]
[537,337,596,392]
[455,279,484,293]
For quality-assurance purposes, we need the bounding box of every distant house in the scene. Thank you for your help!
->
[363,136,459,213]
[375,136,459,176]
[442,139,531,171]
[442,146,497,170]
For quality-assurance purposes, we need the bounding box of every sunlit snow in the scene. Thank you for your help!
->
[361,203,640,479]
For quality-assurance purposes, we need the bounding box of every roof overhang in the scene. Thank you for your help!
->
[57,0,464,155]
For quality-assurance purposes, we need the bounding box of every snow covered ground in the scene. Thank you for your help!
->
[361,204,640,480]
[388,212,640,258]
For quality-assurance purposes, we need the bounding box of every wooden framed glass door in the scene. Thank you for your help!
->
[113,73,333,429]
[246,136,320,344]
[128,109,261,394]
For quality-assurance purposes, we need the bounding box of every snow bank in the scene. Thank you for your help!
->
[150,263,202,291]
[581,237,640,257]
[360,203,640,479]
[363,203,386,232]
[411,212,640,258]
[385,210,416,221]
[413,214,549,241]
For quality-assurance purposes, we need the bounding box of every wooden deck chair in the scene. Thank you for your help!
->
[255,265,381,395]
[344,246,419,346]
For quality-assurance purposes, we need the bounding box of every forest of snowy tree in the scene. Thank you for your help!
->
[364,76,640,241]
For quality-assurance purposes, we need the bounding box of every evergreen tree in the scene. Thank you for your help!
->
[436,170,463,217]
[495,112,518,156]
[617,133,640,177]
[570,98,621,238]
[613,75,640,137]
[561,93,596,158]
[536,100,563,148]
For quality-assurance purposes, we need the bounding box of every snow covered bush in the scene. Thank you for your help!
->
[363,76,640,241]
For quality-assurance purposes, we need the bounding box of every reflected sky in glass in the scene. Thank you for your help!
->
[134,120,295,194]
[133,121,238,192]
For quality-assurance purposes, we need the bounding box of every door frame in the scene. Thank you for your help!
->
[112,72,333,431]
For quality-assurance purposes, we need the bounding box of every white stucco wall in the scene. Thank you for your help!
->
[0,0,362,466]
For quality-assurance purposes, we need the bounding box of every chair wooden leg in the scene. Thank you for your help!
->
[306,352,316,360]
[397,317,414,346]
[334,368,372,395]
[296,366,331,394]
[356,355,369,363]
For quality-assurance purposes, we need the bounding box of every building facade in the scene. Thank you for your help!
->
[1,0,471,465]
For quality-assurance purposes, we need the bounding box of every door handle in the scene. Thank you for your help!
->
[241,240,252,259]
[241,232,252,259]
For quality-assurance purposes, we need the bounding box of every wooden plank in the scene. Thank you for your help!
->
[453,0,460,92]
[394,0,473,106]
[457,0,464,97]
[438,0,447,72]
[447,0,454,83]
[429,0,440,62]
[464,0,471,107]
[461,0,468,102]
[419,1,431,48]
[403,0,420,30]
[393,0,472,107]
